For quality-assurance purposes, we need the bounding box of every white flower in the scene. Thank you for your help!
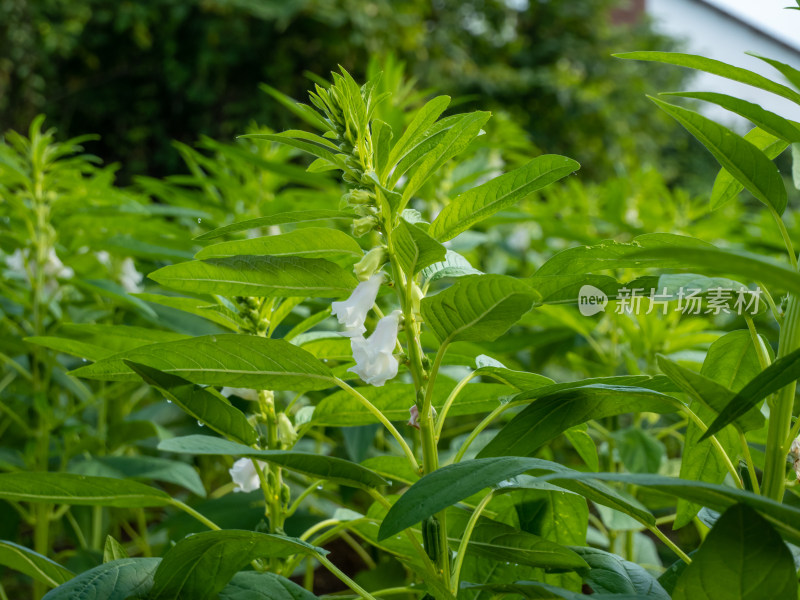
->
[44,248,73,280]
[221,387,260,401]
[119,257,143,293]
[4,249,26,276]
[331,273,383,337]
[229,458,267,493]
[348,310,401,387]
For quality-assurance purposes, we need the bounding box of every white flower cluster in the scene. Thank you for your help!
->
[331,273,401,387]
[229,458,268,493]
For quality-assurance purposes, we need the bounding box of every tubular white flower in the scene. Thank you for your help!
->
[119,257,143,293]
[229,458,267,493]
[348,309,401,387]
[331,272,383,337]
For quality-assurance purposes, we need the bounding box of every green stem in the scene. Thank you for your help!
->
[435,371,478,443]
[739,431,760,495]
[315,553,379,600]
[676,402,742,489]
[763,294,800,500]
[335,377,419,471]
[169,499,222,531]
[770,207,798,270]
[642,521,691,564]
[450,491,493,593]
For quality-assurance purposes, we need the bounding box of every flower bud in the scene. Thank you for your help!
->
[352,215,378,238]
[354,247,387,281]
[277,412,297,448]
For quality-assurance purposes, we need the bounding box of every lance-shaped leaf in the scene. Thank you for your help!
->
[195,210,354,241]
[393,219,446,275]
[385,95,451,173]
[158,435,386,489]
[572,547,670,599]
[69,455,206,498]
[421,249,482,283]
[446,510,588,572]
[150,530,323,600]
[615,51,800,105]
[126,362,258,445]
[0,541,74,589]
[378,457,654,540]
[535,234,713,277]
[672,504,797,600]
[530,472,800,546]
[476,385,677,459]
[132,293,240,330]
[0,473,172,508]
[429,155,580,242]
[711,128,789,210]
[401,111,491,203]
[421,274,538,345]
[71,334,335,392]
[240,132,349,174]
[148,255,357,298]
[662,91,800,143]
[626,246,800,296]
[656,355,764,432]
[195,227,361,262]
[42,558,159,600]
[649,97,787,214]
[702,346,800,440]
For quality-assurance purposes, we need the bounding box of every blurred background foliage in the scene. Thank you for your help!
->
[0,0,711,183]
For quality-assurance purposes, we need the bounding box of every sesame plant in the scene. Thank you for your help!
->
[5,49,800,600]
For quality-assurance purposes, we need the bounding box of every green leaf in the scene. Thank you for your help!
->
[158,435,386,489]
[710,127,789,210]
[385,95,451,173]
[378,457,654,541]
[532,472,800,547]
[656,355,764,432]
[429,155,580,241]
[649,96,787,214]
[148,255,357,298]
[672,504,797,600]
[615,51,800,105]
[477,385,677,458]
[393,219,447,275]
[150,530,322,600]
[0,540,74,588]
[662,91,800,142]
[535,234,713,277]
[103,536,129,563]
[132,293,240,330]
[69,455,206,497]
[421,250,482,283]
[421,274,538,345]
[702,346,800,440]
[25,325,189,361]
[701,330,770,391]
[0,472,172,507]
[125,362,258,445]
[447,510,588,572]
[371,119,393,177]
[401,111,491,203]
[259,84,331,132]
[240,133,348,173]
[572,547,670,599]
[388,114,463,188]
[627,246,800,296]
[612,427,665,474]
[195,210,354,241]
[219,571,317,600]
[42,558,159,600]
[794,144,800,190]
[747,52,800,91]
[194,227,361,263]
[473,358,555,391]
[565,425,599,472]
[71,334,335,391]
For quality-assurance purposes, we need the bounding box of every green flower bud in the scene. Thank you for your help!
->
[352,215,378,238]
[277,412,297,448]
[354,247,387,281]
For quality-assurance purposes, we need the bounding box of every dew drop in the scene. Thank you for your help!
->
[166,399,172,404]
[197,218,202,223]
[197,420,205,427]
[316,485,323,490]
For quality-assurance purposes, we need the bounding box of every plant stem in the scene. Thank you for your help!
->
[334,377,418,471]
[435,371,478,443]
[763,294,800,500]
[642,521,691,564]
[450,492,493,593]
[315,553,379,600]
[675,403,742,488]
